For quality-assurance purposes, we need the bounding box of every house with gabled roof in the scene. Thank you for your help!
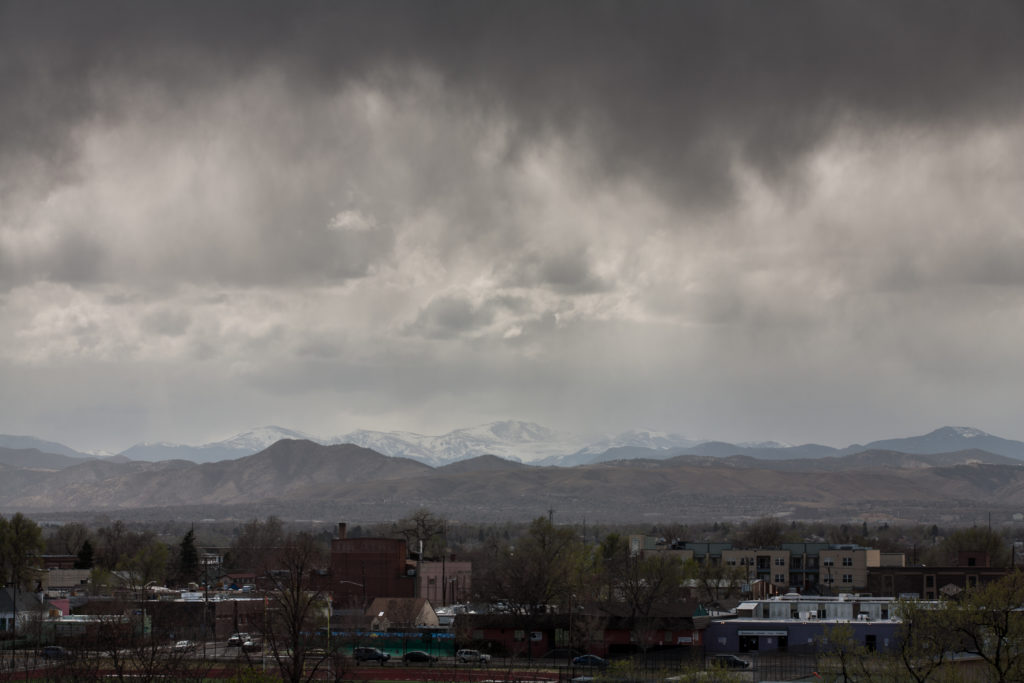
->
[1,586,47,634]
[365,597,439,631]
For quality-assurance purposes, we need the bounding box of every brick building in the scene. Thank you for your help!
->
[323,523,415,609]
[866,552,1010,599]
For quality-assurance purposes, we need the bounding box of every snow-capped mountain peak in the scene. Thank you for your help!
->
[330,421,588,466]
[943,426,989,439]
[571,429,701,457]
[210,426,313,451]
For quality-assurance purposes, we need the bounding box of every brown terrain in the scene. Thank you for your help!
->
[2,440,1023,525]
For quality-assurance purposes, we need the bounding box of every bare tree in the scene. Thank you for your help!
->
[45,522,92,556]
[261,531,331,683]
[94,521,153,573]
[393,509,446,559]
[474,517,585,661]
[737,516,787,548]
[227,517,284,573]
[685,558,745,606]
[890,599,961,683]
[58,608,211,683]
[943,570,1024,682]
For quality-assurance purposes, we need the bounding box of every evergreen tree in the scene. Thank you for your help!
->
[179,528,200,585]
[75,539,95,569]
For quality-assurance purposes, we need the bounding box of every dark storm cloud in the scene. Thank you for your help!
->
[3,1,1022,209]
[3,1,1024,450]
[407,294,495,339]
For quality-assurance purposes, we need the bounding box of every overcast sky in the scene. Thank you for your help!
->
[2,1,1023,453]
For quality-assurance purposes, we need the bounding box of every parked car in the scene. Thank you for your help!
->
[354,646,390,664]
[227,632,250,647]
[42,645,70,660]
[402,650,438,664]
[573,654,608,668]
[173,640,197,652]
[241,639,263,653]
[456,649,491,664]
[708,654,751,669]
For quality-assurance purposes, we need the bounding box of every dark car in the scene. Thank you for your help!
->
[402,650,438,664]
[354,646,390,664]
[573,654,608,668]
[709,654,751,669]
[42,645,70,660]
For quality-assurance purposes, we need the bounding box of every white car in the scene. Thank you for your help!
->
[227,632,250,647]
[457,649,491,663]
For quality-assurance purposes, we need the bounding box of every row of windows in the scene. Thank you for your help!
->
[821,574,854,584]
[822,557,855,566]
[727,556,791,566]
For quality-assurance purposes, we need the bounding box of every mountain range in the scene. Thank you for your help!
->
[6,422,1024,468]
[2,424,1024,525]
[2,438,1024,525]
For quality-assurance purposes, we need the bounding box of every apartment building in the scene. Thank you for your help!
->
[660,540,901,595]
[818,546,881,594]
[722,548,790,592]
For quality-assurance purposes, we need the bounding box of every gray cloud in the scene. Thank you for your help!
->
[407,294,496,340]
[140,309,191,337]
[4,2,1023,210]
[2,2,1024,451]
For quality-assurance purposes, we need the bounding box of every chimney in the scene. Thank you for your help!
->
[338,522,347,539]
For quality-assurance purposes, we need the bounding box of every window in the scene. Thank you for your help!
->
[823,558,835,566]
[925,575,935,588]
[968,575,978,588]
[775,574,786,583]
[842,557,853,567]
[775,557,785,566]
[842,574,853,584]
[726,559,736,566]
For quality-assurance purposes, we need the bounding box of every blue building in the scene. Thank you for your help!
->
[704,595,904,654]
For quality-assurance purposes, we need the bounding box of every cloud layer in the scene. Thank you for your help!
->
[2,1,1023,450]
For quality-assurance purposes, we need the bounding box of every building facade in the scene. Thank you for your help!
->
[705,595,904,654]
[324,523,415,609]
